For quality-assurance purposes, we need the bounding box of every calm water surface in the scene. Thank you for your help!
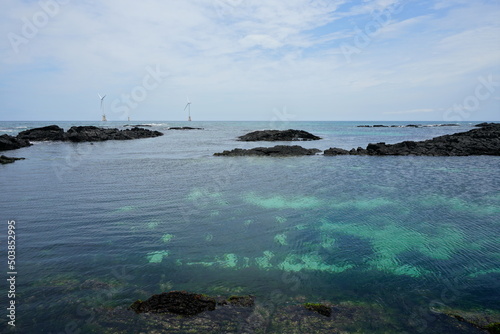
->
[0,121,498,333]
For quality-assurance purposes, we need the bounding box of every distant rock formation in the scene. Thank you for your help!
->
[238,129,321,141]
[16,125,163,143]
[0,155,25,164]
[215,145,321,156]
[0,134,32,151]
[326,123,500,156]
[357,124,460,128]
[17,125,66,141]
[64,126,163,142]
[167,127,204,130]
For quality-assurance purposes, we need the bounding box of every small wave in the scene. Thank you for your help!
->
[15,126,28,129]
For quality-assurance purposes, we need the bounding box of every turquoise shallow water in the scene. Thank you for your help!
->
[0,121,499,332]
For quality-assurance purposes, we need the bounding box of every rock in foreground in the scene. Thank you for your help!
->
[215,145,321,157]
[238,129,321,141]
[130,291,217,316]
[325,123,500,156]
[0,134,32,151]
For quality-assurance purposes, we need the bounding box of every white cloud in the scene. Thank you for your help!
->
[0,0,498,121]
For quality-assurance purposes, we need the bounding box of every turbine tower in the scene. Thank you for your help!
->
[184,96,192,121]
[98,93,107,121]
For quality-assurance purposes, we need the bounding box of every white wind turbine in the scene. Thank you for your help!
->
[98,93,107,121]
[184,96,192,121]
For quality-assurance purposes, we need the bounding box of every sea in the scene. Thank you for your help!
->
[0,121,499,333]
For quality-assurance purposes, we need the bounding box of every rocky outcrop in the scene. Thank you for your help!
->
[64,126,163,142]
[0,155,25,164]
[16,125,163,143]
[215,145,321,157]
[17,125,65,141]
[238,129,321,141]
[0,134,32,151]
[326,123,500,156]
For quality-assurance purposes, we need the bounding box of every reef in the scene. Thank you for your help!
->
[238,129,321,141]
[12,125,163,145]
[0,155,25,164]
[83,296,491,333]
[214,145,321,157]
[325,123,500,156]
[0,134,32,151]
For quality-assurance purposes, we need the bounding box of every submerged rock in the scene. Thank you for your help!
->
[0,155,25,164]
[238,129,321,141]
[0,134,32,151]
[130,291,217,316]
[304,303,332,317]
[325,123,500,156]
[214,145,321,156]
[17,125,65,141]
[226,295,255,307]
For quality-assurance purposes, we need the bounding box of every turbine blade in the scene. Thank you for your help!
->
[184,103,189,111]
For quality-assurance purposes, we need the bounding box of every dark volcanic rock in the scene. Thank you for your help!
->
[325,123,500,156]
[0,155,25,164]
[65,126,163,142]
[168,127,204,130]
[17,125,65,141]
[0,134,32,151]
[129,291,217,316]
[323,147,350,156]
[215,145,321,157]
[476,122,497,127]
[238,129,321,141]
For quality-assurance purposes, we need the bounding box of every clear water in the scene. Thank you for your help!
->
[0,121,498,333]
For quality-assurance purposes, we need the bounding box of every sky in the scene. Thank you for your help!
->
[0,0,499,121]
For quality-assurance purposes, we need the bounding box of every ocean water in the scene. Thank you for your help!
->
[0,121,499,333]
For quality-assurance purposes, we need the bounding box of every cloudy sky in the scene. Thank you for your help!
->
[0,0,499,121]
